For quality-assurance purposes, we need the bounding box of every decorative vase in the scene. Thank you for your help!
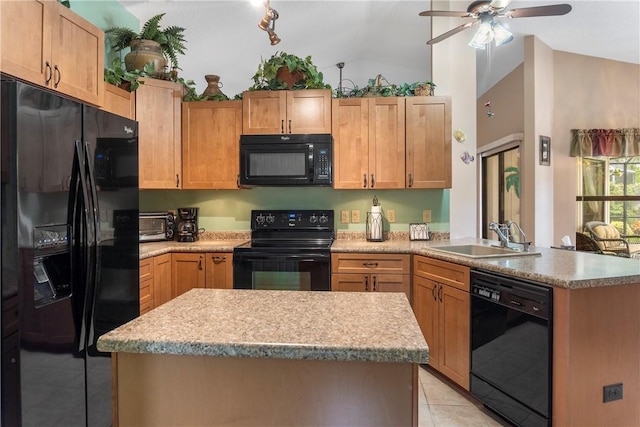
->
[124,39,166,77]
[202,74,223,96]
[276,66,305,89]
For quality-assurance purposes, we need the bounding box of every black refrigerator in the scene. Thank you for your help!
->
[1,78,139,426]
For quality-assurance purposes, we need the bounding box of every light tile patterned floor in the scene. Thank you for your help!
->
[418,366,507,427]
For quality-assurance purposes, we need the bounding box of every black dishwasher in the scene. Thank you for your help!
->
[470,270,553,427]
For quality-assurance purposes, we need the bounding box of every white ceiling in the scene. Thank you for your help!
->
[117,0,640,97]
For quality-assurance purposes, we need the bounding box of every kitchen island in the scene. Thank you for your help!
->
[97,289,428,427]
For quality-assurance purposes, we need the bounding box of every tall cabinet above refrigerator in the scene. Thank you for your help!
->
[1,78,139,426]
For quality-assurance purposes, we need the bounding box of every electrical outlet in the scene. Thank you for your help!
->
[351,210,360,223]
[422,209,432,223]
[341,210,350,223]
[603,383,623,403]
[387,209,396,223]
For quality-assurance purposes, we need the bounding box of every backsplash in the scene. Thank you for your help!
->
[140,188,450,233]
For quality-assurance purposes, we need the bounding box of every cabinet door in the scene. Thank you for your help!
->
[438,284,470,390]
[182,101,242,189]
[205,253,233,289]
[406,97,452,189]
[102,84,135,120]
[373,274,411,301]
[331,273,368,292]
[331,98,369,189]
[137,78,182,189]
[287,90,331,134]
[154,253,172,307]
[50,2,104,106]
[413,276,440,369]
[0,0,52,87]
[171,253,205,298]
[368,97,405,189]
[139,276,153,315]
[242,90,286,134]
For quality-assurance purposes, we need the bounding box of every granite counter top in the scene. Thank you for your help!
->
[139,240,248,259]
[97,289,429,364]
[332,238,640,289]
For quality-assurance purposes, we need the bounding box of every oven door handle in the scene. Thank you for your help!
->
[233,252,331,261]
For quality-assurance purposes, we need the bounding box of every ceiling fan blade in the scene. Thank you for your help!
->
[489,0,513,10]
[506,4,572,18]
[419,10,471,18]
[427,20,478,45]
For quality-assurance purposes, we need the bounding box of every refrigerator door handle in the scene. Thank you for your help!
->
[83,141,102,347]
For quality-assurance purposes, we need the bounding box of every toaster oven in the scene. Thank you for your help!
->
[139,212,175,242]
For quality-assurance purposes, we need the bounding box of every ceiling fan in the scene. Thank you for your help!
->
[420,0,572,48]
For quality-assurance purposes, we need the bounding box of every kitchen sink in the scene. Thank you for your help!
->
[429,244,541,259]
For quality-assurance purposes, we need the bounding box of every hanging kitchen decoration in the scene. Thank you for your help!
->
[461,151,475,164]
[454,129,467,143]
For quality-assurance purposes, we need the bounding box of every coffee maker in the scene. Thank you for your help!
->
[177,207,199,242]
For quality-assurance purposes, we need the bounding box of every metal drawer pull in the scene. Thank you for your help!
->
[213,256,226,262]
[362,262,378,268]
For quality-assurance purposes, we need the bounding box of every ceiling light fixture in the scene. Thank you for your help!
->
[467,16,512,49]
[258,0,281,45]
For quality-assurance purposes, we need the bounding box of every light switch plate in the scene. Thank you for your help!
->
[351,210,360,223]
[341,210,350,223]
[387,210,396,223]
[422,210,432,223]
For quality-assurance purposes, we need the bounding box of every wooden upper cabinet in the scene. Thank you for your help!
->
[242,90,331,134]
[406,96,452,189]
[136,78,183,189]
[102,84,135,120]
[0,0,104,106]
[182,101,242,189]
[368,97,405,189]
[332,98,405,189]
[332,99,369,189]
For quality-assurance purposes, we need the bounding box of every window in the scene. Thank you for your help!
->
[578,156,640,236]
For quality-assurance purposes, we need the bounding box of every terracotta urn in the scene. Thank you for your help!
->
[202,74,223,96]
[276,67,305,89]
[124,39,166,76]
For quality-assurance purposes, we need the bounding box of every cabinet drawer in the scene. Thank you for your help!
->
[331,253,410,274]
[140,258,153,281]
[140,276,153,315]
[413,255,469,292]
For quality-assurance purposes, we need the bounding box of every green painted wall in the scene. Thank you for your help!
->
[140,189,450,233]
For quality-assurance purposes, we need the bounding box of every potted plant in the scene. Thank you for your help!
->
[104,58,148,92]
[105,13,186,77]
[249,51,330,90]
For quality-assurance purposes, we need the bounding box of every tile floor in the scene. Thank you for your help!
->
[417,365,508,427]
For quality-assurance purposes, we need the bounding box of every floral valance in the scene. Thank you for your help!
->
[570,128,640,157]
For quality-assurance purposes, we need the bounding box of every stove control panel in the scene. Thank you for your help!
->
[251,210,334,230]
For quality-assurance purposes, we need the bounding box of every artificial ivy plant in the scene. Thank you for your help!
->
[249,51,331,90]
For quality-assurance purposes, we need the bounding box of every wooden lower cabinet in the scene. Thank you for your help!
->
[331,253,411,301]
[138,254,172,313]
[171,253,206,298]
[412,255,470,390]
[205,253,233,289]
[153,254,172,307]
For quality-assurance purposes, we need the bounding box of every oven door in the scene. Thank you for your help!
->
[233,251,331,291]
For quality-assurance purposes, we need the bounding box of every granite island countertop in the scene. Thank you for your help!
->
[97,288,429,363]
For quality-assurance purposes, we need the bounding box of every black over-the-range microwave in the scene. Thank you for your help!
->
[239,134,332,186]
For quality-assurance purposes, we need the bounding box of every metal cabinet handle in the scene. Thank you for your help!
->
[365,275,369,291]
[288,119,292,133]
[281,120,285,134]
[53,65,61,88]
[408,173,413,188]
[363,174,367,188]
[213,256,226,263]
[45,61,53,84]
[431,283,437,300]
[198,256,203,270]
[362,262,379,268]
[236,174,240,188]
[371,174,375,188]
[438,284,443,302]
[373,275,377,291]
[176,174,180,188]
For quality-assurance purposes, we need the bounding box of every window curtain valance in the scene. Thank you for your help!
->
[570,128,640,157]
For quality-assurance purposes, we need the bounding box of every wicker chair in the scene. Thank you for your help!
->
[584,221,630,257]
[575,232,604,254]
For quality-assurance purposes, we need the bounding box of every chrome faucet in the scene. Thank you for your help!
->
[489,221,532,252]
